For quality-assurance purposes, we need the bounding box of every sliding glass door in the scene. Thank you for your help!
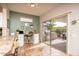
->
[42,15,67,55]
[51,16,67,53]
[43,20,51,42]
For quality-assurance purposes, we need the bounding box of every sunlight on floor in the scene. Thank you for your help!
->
[25,43,66,56]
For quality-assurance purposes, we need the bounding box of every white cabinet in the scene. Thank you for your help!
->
[18,34,24,47]
[33,34,39,44]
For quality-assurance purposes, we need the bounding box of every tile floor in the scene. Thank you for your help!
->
[16,43,66,56]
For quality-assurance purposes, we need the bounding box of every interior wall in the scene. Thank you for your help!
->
[9,11,40,35]
[40,4,79,55]
[0,13,2,27]
[0,4,2,12]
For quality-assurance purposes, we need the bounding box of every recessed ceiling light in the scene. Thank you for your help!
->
[27,3,38,8]
[30,4,35,7]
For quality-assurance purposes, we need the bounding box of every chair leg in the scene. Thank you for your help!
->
[14,48,18,56]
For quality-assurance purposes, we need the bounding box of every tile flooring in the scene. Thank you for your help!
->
[14,43,66,56]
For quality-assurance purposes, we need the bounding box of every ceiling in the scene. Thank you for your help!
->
[6,3,60,16]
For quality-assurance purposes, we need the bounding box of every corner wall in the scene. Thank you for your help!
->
[1,4,9,37]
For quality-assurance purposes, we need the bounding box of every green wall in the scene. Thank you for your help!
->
[9,11,40,35]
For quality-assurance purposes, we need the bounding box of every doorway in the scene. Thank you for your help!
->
[43,15,68,55]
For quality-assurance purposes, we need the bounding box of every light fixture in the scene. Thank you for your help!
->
[20,17,33,22]
[27,3,38,8]
[30,3,35,7]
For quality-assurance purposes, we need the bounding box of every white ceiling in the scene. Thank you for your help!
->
[7,3,60,16]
